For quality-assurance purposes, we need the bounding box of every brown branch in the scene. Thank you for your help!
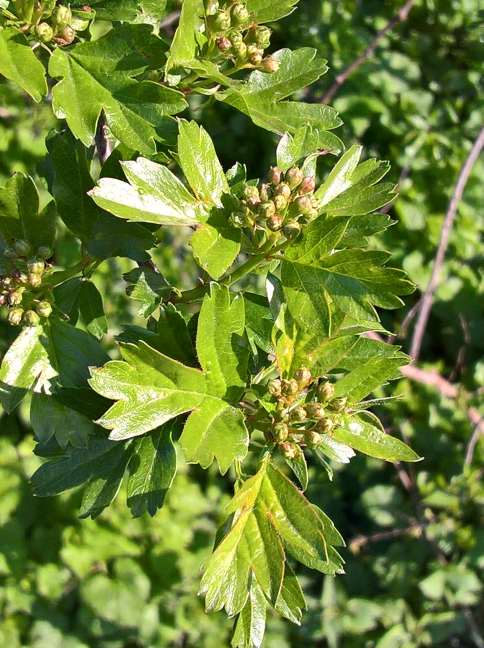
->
[321,0,415,104]
[410,128,484,360]
[349,522,424,553]
[464,418,483,468]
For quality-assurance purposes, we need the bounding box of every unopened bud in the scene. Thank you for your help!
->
[305,431,323,447]
[318,381,335,402]
[27,259,45,274]
[255,25,271,49]
[282,378,299,397]
[258,201,276,219]
[36,22,54,43]
[291,406,306,422]
[28,273,42,288]
[3,247,16,259]
[305,402,324,419]
[283,220,301,238]
[280,442,298,459]
[300,176,316,194]
[317,418,335,434]
[295,195,313,215]
[8,289,24,306]
[258,184,270,202]
[274,182,291,199]
[23,310,40,327]
[268,378,282,397]
[330,396,348,413]
[231,3,249,25]
[233,42,247,61]
[273,194,288,211]
[211,9,231,31]
[216,36,232,51]
[205,0,219,15]
[294,367,312,387]
[247,46,263,66]
[267,213,284,231]
[14,239,31,257]
[261,56,279,73]
[244,185,260,206]
[274,422,289,442]
[0,294,5,306]
[8,308,23,326]
[286,167,304,189]
[36,246,53,260]
[36,300,52,318]
[230,31,243,47]
[59,26,76,44]
[268,166,282,185]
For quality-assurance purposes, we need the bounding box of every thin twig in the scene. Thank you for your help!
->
[410,128,484,360]
[160,10,180,33]
[464,418,483,468]
[321,0,415,104]
[349,522,424,553]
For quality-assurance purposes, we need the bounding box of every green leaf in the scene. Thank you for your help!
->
[332,353,408,403]
[333,415,421,462]
[0,28,47,102]
[177,120,229,206]
[221,49,341,135]
[89,157,202,226]
[47,131,153,260]
[245,0,300,22]
[89,340,248,473]
[127,424,177,517]
[232,581,267,648]
[0,326,54,413]
[79,281,108,339]
[166,0,203,72]
[283,450,308,491]
[196,284,248,399]
[30,393,94,448]
[274,564,306,624]
[276,126,344,170]
[123,265,172,317]
[48,25,187,153]
[281,215,414,336]
[53,277,83,324]
[315,145,363,206]
[191,213,241,280]
[0,174,56,248]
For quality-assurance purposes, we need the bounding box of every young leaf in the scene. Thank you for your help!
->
[276,126,344,171]
[245,0,300,23]
[127,424,177,517]
[191,211,241,280]
[123,265,172,318]
[48,24,187,153]
[333,415,421,462]
[177,120,229,206]
[274,564,306,624]
[165,0,204,72]
[89,157,202,226]
[231,580,267,648]
[0,326,54,413]
[0,28,47,102]
[79,281,108,339]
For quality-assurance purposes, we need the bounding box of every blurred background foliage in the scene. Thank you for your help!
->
[0,0,482,646]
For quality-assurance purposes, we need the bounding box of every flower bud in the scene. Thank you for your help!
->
[305,402,324,419]
[274,422,289,442]
[258,201,276,219]
[28,273,42,288]
[36,246,53,260]
[317,418,335,434]
[211,9,231,31]
[268,166,282,185]
[258,183,271,202]
[300,176,316,194]
[233,42,247,62]
[53,5,72,26]
[273,194,288,211]
[247,45,263,66]
[8,308,23,326]
[8,288,24,306]
[282,378,299,397]
[305,430,323,447]
[255,25,271,49]
[261,56,279,73]
[36,22,54,43]
[330,396,348,412]
[23,310,40,327]
[243,185,260,206]
[230,210,246,228]
[280,442,298,459]
[205,0,219,15]
[36,300,52,318]
[3,247,16,259]
[318,381,335,402]
[268,378,282,397]
[291,406,306,422]
[267,213,284,231]
[283,220,301,238]
[14,239,31,257]
[230,31,243,47]
[216,36,232,51]
[231,3,249,25]
[295,195,313,215]
[274,182,291,199]
[60,26,76,44]
[27,259,45,274]
[294,367,312,387]
[286,167,304,189]
[18,273,28,285]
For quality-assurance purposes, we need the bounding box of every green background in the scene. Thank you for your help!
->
[0,0,482,646]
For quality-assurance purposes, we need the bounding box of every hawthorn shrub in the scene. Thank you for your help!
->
[4,1,479,646]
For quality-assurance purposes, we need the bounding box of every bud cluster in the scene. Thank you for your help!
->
[229,166,319,248]
[32,4,93,47]
[264,369,350,459]
[205,0,279,72]
[1,240,53,327]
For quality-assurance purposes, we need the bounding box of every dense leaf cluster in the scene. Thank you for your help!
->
[3,1,479,647]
